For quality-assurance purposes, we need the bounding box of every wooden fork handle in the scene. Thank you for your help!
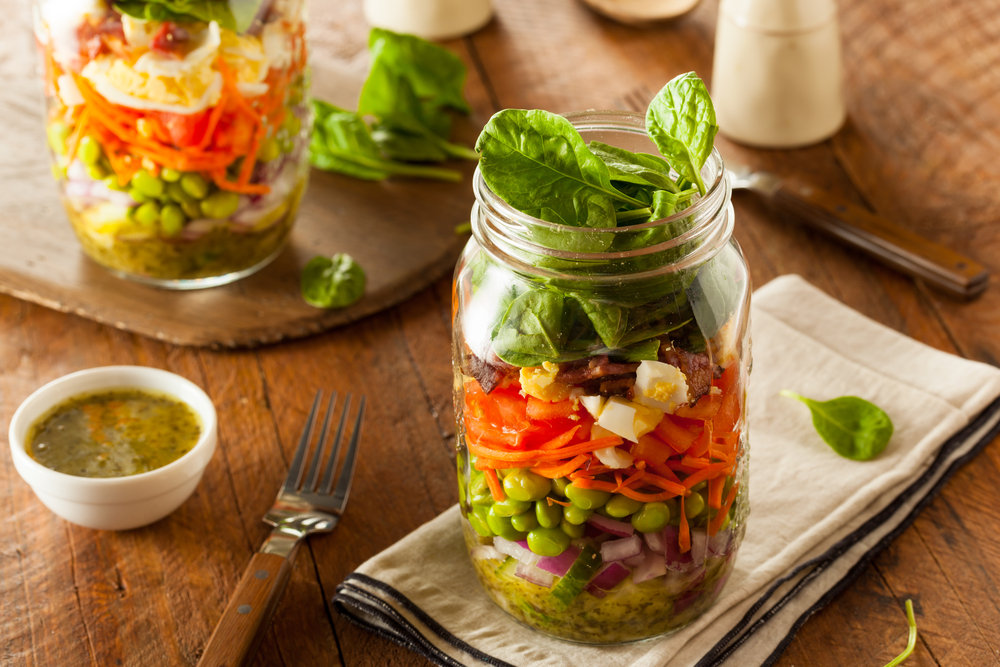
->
[770,178,989,299]
[197,552,294,667]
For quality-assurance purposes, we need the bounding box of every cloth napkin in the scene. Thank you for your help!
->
[334,275,1000,667]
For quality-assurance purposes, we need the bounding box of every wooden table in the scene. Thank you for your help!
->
[3,0,999,665]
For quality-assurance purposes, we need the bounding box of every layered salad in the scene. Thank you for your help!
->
[453,73,750,643]
[35,0,309,282]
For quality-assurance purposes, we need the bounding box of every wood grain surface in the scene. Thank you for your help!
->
[2,0,999,666]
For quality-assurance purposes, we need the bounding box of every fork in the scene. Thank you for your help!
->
[197,391,367,667]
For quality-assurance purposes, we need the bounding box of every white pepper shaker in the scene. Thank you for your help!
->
[363,0,494,41]
[711,0,846,148]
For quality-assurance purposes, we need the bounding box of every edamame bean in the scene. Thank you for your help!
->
[563,504,594,526]
[535,500,562,528]
[130,169,164,198]
[510,512,538,533]
[527,527,571,557]
[78,136,102,165]
[161,167,182,183]
[503,469,552,502]
[47,121,69,155]
[605,494,643,518]
[160,204,186,236]
[551,477,571,497]
[469,505,492,537]
[200,191,240,219]
[133,201,160,227]
[631,502,671,533]
[492,498,531,517]
[487,507,528,541]
[560,517,585,539]
[180,172,209,199]
[258,136,281,162]
[685,491,706,518]
[565,484,611,510]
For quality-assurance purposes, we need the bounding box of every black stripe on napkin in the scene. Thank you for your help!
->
[333,396,1000,667]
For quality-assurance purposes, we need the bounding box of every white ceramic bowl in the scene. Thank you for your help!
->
[8,366,217,531]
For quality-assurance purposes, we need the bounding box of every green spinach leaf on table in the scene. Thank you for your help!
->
[646,72,719,195]
[476,109,648,228]
[780,391,894,461]
[310,100,461,182]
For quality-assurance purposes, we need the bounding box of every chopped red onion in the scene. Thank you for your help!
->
[600,534,642,563]
[644,529,666,555]
[515,561,554,588]
[587,562,630,591]
[587,514,634,538]
[633,546,667,584]
[535,546,581,577]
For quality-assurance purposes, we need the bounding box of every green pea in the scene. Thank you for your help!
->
[535,500,563,529]
[563,504,594,526]
[178,201,200,220]
[631,502,671,533]
[527,527,571,557]
[510,512,538,533]
[469,505,493,537]
[160,204,186,236]
[487,507,528,541]
[258,136,281,162]
[605,494,644,518]
[551,477,571,497]
[282,112,302,136]
[130,169,164,198]
[78,135,102,165]
[560,517,585,539]
[159,167,181,183]
[180,172,210,200]
[200,191,240,219]
[85,161,108,180]
[133,201,160,227]
[565,484,611,510]
[47,121,70,155]
[685,491,707,518]
[503,469,552,502]
[492,498,531,517]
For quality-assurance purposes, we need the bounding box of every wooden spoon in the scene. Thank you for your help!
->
[579,0,702,24]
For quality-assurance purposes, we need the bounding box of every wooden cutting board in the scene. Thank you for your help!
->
[0,64,475,348]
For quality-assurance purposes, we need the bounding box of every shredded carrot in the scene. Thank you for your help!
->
[484,468,505,503]
[679,496,691,553]
[531,454,589,479]
[709,481,740,536]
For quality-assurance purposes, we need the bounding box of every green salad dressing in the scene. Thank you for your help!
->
[27,389,201,478]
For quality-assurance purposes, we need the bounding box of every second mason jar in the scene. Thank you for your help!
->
[452,112,752,644]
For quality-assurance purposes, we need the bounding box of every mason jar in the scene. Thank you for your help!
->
[34,0,310,288]
[452,111,751,644]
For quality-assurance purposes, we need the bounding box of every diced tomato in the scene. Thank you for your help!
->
[154,110,211,149]
[654,415,701,453]
[525,396,579,421]
[632,433,672,465]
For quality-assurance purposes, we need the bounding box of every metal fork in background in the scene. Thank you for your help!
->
[198,391,367,667]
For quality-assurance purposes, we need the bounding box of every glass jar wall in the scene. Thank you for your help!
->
[34,0,310,288]
[452,112,752,644]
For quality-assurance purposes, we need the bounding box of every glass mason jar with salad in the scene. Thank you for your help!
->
[34,0,309,287]
[452,74,752,644]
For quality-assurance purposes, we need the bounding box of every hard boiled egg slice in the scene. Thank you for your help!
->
[597,397,664,443]
[634,360,689,414]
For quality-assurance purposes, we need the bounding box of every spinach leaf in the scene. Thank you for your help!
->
[368,28,471,114]
[358,60,478,162]
[646,72,718,195]
[114,0,236,30]
[476,109,647,227]
[492,289,567,366]
[309,101,461,182]
[589,141,679,193]
[780,391,894,461]
[301,254,366,309]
